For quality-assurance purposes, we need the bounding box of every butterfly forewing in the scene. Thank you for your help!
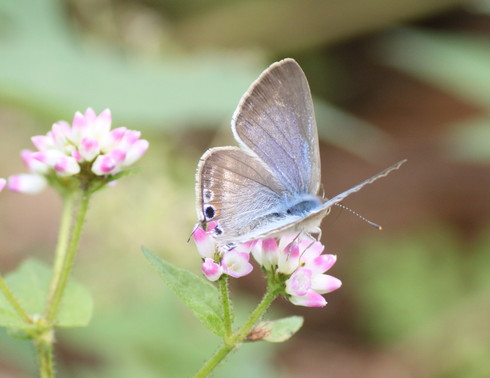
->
[232,58,321,196]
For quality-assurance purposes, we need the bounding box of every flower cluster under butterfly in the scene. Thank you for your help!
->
[6,108,149,194]
[193,223,341,307]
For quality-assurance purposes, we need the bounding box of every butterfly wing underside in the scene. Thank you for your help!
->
[196,147,292,243]
[195,56,405,245]
[232,58,321,196]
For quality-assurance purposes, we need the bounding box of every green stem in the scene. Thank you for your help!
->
[194,343,233,378]
[219,277,233,337]
[194,288,279,378]
[51,194,75,279]
[231,288,278,343]
[0,275,31,323]
[33,330,54,378]
[45,190,90,324]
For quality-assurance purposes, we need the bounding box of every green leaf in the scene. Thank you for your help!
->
[0,307,30,330]
[0,259,93,329]
[142,247,224,336]
[249,316,304,343]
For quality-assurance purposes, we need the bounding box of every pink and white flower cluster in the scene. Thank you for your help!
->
[193,224,341,307]
[7,108,149,194]
[249,235,341,307]
[193,222,253,281]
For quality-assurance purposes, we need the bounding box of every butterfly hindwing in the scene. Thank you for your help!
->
[196,147,294,243]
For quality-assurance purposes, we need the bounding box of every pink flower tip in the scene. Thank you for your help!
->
[285,268,312,296]
[222,250,253,278]
[193,224,216,259]
[311,275,342,294]
[123,139,149,166]
[202,258,223,281]
[0,178,6,192]
[289,291,328,307]
[7,174,47,195]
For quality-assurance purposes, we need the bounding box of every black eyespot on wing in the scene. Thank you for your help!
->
[205,206,215,220]
[215,225,223,235]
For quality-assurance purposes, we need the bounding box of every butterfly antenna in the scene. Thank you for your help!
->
[334,203,382,230]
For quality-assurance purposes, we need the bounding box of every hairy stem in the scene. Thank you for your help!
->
[33,329,55,378]
[194,288,278,377]
[45,190,90,324]
[0,275,31,323]
[219,277,233,338]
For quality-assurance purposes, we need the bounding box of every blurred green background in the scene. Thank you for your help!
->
[1,0,490,377]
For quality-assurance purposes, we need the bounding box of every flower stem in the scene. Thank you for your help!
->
[33,329,55,378]
[51,194,75,279]
[194,287,279,377]
[219,277,233,337]
[194,343,233,378]
[0,275,31,323]
[231,288,278,343]
[45,190,90,324]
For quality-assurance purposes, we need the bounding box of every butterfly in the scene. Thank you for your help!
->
[196,58,404,245]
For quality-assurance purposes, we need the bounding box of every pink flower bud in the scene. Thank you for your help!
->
[21,150,48,174]
[91,150,126,175]
[93,109,111,136]
[221,250,253,278]
[103,127,127,151]
[79,137,100,162]
[305,254,337,275]
[111,149,127,164]
[53,156,80,176]
[31,135,54,150]
[252,238,278,269]
[123,139,149,166]
[92,155,116,175]
[0,178,6,192]
[285,268,312,296]
[311,274,342,294]
[202,258,223,281]
[72,150,82,162]
[8,174,47,194]
[299,240,324,263]
[193,225,216,259]
[84,108,97,123]
[289,290,327,307]
[123,130,141,146]
[277,241,300,274]
[51,121,71,146]
[72,111,88,139]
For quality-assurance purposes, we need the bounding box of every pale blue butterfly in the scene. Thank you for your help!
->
[196,58,405,245]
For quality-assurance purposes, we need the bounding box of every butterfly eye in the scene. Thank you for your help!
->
[205,205,216,220]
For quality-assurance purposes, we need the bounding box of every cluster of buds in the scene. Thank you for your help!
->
[194,222,253,281]
[193,223,341,307]
[6,108,149,194]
